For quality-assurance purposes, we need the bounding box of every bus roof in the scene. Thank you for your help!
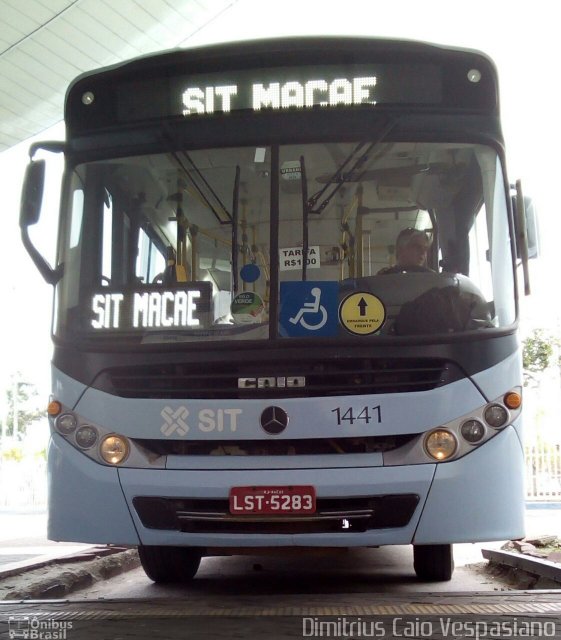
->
[67,36,497,89]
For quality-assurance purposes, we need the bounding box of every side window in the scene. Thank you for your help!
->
[468,205,493,301]
[101,192,112,284]
[135,227,165,283]
[69,189,84,249]
[99,189,133,287]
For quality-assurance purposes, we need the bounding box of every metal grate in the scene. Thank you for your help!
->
[134,434,416,457]
[97,358,457,399]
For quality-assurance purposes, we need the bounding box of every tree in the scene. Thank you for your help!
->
[1,373,44,440]
[522,328,557,387]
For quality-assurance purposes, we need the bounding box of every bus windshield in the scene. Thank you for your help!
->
[57,141,514,343]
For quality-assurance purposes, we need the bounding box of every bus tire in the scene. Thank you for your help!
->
[138,545,202,583]
[413,544,454,581]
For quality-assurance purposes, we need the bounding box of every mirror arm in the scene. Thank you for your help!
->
[28,140,66,159]
[20,226,63,285]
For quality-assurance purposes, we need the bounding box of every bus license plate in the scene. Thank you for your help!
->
[229,486,316,515]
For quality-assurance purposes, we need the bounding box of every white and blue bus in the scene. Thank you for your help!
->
[21,37,533,582]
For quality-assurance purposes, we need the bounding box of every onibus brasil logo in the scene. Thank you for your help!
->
[8,616,73,639]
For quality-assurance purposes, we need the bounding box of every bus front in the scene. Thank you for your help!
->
[22,38,525,582]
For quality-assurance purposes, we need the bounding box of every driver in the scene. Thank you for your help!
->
[378,228,433,274]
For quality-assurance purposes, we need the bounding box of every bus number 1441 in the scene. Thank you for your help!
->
[331,406,382,426]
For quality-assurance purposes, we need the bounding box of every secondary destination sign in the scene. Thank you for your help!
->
[89,283,212,331]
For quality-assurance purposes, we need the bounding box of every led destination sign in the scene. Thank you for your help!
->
[90,283,212,331]
[179,64,441,116]
[182,76,378,115]
[115,63,442,124]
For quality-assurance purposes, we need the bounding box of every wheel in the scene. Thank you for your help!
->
[138,545,202,583]
[413,544,454,581]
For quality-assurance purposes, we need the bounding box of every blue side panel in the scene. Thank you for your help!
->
[52,366,88,409]
[414,426,525,544]
[47,433,140,545]
[470,350,522,401]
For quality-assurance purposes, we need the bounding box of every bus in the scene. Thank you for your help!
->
[20,37,534,583]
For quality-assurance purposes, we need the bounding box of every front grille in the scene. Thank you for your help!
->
[134,434,417,457]
[133,494,420,535]
[97,357,458,399]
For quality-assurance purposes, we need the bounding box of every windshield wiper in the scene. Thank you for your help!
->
[306,119,397,215]
[170,150,232,224]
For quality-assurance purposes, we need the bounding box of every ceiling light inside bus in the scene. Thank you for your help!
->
[484,404,509,428]
[75,425,98,449]
[460,419,485,444]
[100,435,130,465]
[55,413,77,435]
[424,429,457,461]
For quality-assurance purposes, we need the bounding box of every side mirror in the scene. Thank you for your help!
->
[513,180,531,296]
[20,142,65,285]
[20,159,46,228]
[524,196,540,259]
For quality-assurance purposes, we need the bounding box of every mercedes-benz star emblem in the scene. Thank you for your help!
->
[260,406,289,435]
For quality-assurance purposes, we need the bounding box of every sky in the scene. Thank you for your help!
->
[1,0,559,401]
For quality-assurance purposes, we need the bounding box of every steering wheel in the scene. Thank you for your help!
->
[399,265,434,273]
[380,265,434,275]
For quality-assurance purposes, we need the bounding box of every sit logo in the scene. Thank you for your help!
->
[161,406,189,436]
[8,616,73,639]
[160,406,242,436]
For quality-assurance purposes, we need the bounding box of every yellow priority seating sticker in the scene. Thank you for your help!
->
[339,292,386,335]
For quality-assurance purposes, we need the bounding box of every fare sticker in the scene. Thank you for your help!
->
[339,292,385,335]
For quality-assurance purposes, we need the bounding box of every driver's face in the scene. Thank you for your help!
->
[398,237,429,267]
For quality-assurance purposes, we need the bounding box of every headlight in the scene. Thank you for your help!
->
[100,435,129,465]
[460,419,485,443]
[55,413,77,435]
[424,429,457,461]
[75,425,98,449]
[484,404,509,428]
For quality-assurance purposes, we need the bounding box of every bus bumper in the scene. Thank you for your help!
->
[47,427,524,547]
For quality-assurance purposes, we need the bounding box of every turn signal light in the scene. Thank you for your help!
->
[504,391,522,410]
[47,400,62,416]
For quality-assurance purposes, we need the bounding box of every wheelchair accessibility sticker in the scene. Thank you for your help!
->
[279,282,339,337]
